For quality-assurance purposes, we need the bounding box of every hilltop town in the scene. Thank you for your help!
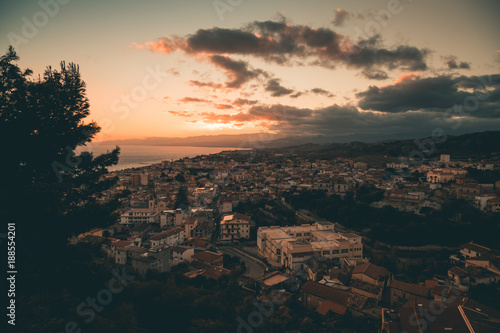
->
[73,145,500,332]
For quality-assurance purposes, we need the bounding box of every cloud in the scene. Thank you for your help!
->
[167,68,180,76]
[265,79,294,97]
[442,56,470,70]
[209,55,266,88]
[168,111,194,117]
[136,19,429,73]
[233,98,258,106]
[333,8,351,27]
[356,73,500,117]
[392,72,420,85]
[361,68,389,80]
[169,95,500,137]
[310,88,334,97]
[188,80,224,90]
[214,103,234,110]
[178,97,210,103]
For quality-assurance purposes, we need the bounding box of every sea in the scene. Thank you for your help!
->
[78,144,247,172]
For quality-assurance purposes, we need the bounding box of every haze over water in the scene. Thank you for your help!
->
[79,144,247,171]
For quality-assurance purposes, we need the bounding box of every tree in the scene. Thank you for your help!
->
[0,47,121,272]
[174,186,189,209]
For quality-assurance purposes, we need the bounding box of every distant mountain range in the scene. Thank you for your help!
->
[101,131,500,161]
[100,131,443,148]
[272,131,500,161]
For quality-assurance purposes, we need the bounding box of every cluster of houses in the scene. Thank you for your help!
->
[80,149,500,331]
[103,151,500,226]
[297,253,499,332]
[380,155,500,214]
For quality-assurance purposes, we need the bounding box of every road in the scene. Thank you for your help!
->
[222,247,266,279]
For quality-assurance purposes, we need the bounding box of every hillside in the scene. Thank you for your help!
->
[272,131,500,162]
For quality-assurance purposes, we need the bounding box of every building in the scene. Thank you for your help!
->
[220,200,232,213]
[352,262,392,288]
[460,242,491,259]
[302,281,349,316]
[160,209,183,228]
[382,297,500,332]
[440,154,450,163]
[257,222,363,272]
[192,251,224,266]
[182,217,198,238]
[172,246,195,263]
[486,197,500,213]
[149,227,184,247]
[219,212,251,243]
[130,244,171,276]
[140,172,149,186]
[120,208,160,225]
[390,280,431,308]
[474,195,497,211]
[426,168,467,183]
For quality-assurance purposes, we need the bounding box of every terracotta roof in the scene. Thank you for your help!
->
[302,281,349,306]
[316,300,347,316]
[111,240,134,248]
[396,297,500,333]
[460,242,491,255]
[172,245,192,254]
[201,266,231,280]
[192,251,223,264]
[391,280,430,298]
[328,269,350,285]
[352,262,391,281]
[449,266,469,278]
[183,217,197,225]
[184,237,210,247]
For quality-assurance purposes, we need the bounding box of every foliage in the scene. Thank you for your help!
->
[285,189,500,248]
[0,47,122,326]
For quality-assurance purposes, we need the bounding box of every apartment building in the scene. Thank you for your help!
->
[149,227,185,247]
[120,208,160,225]
[160,209,183,228]
[218,212,251,243]
[257,222,363,271]
[426,168,467,183]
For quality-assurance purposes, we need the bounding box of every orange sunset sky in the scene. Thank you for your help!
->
[1,0,499,142]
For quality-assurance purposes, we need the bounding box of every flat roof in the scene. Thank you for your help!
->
[262,273,290,286]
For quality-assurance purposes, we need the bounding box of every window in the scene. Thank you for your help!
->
[323,250,330,255]
[297,233,302,237]
[332,250,339,254]
[341,249,348,254]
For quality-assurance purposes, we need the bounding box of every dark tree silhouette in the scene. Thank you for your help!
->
[0,46,121,276]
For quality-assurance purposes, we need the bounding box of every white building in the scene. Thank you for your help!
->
[149,227,185,247]
[172,245,195,263]
[120,208,160,225]
[257,222,363,272]
[219,212,251,243]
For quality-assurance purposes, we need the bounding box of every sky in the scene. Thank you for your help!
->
[1,0,499,142]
